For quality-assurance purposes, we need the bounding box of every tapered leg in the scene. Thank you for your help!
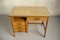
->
[10,16,15,37]
[25,20,28,32]
[42,18,49,37]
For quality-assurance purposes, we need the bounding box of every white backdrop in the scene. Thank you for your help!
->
[0,0,60,16]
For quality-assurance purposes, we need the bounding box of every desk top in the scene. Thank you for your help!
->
[10,6,49,16]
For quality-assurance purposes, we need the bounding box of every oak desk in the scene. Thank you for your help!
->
[9,6,49,37]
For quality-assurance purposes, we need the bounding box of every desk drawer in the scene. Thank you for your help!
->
[13,22,25,26]
[14,29,25,32]
[10,17,25,22]
[14,25,26,32]
[10,17,25,25]
[14,25,25,29]
[27,16,48,21]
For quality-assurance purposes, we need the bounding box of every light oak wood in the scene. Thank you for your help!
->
[9,6,49,37]
[10,17,15,37]
[14,28,25,32]
[10,16,26,32]
[27,16,48,21]
[14,25,25,29]
[10,6,49,16]
[25,20,28,32]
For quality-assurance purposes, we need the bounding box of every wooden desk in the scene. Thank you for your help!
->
[9,6,49,37]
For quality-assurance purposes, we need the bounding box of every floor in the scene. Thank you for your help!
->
[0,15,60,40]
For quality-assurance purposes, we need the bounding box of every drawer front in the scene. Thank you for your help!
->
[27,16,48,21]
[11,17,25,26]
[13,22,25,26]
[14,25,26,32]
[14,25,25,29]
[14,29,25,32]
[10,17,25,22]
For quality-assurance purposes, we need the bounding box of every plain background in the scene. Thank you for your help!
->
[0,0,60,16]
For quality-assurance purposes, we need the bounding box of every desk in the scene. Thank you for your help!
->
[9,6,49,37]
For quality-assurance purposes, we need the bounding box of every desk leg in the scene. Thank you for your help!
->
[43,19,49,37]
[25,20,28,32]
[10,17,15,37]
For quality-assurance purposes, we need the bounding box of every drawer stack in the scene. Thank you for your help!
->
[10,17,26,32]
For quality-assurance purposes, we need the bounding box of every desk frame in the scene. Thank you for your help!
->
[10,16,49,37]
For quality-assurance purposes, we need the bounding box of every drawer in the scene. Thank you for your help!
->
[13,22,25,26]
[14,25,25,29]
[21,29,26,32]
[10,17,25,22]
[12,19,25,24]
[14,28,25,32]
[27,16,48,21]
[10,16,26,26]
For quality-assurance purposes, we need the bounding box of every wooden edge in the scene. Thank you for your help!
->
[43,16,49,37]
[9,16,15,37]
[44,16,49,37]
[25,17,28,32]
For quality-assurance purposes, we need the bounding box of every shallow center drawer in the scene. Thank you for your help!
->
[27,16,48,21]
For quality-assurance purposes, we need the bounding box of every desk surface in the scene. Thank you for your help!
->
[10,6,49,16]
